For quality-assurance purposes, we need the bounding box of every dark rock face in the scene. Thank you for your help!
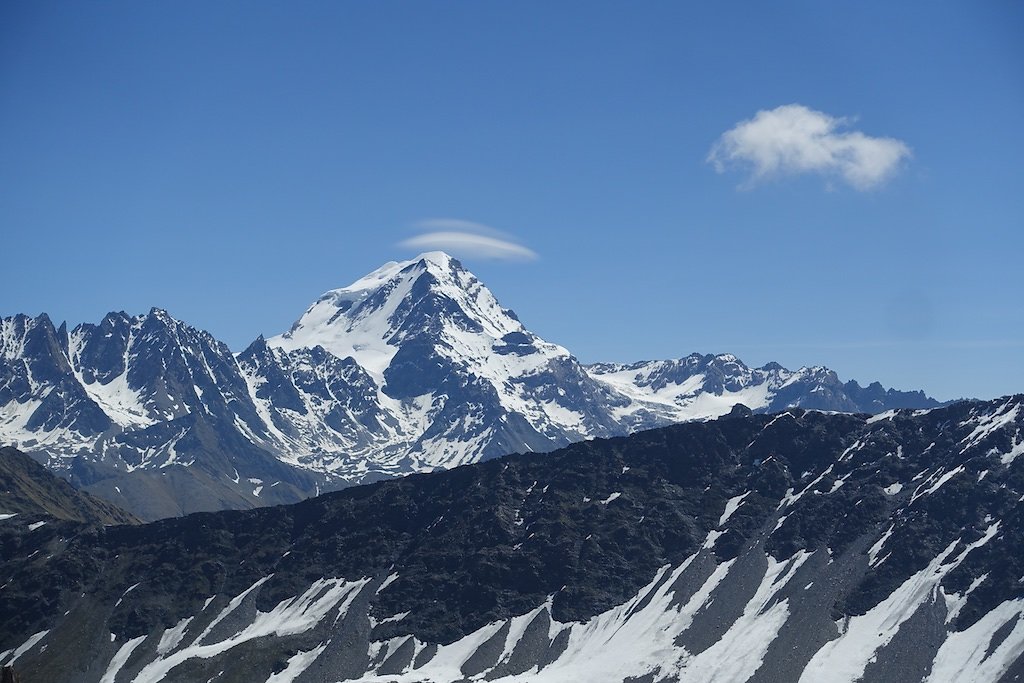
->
[0,314,112,437]
[0,397,1020,681]
[0,446,137,525]
[1,254,946,522]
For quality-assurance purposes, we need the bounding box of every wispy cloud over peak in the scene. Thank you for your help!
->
[399,219,538,262]
[708,104,911,190]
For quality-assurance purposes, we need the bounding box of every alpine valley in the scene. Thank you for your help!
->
[1,252,942,520]
[1,396,1022,682]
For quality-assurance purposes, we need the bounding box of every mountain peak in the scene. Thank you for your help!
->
[144,307,179,327]
[270,252,524,378]
[338,251,460,295]
[412,250,459,269]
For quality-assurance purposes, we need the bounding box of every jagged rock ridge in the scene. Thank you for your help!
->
[0,252,943,520]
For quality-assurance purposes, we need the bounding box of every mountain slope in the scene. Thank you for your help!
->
[1,397,1020,682]
[0,252,944,520]
[587,354,941,428]
[265,251,627,465]
[0,446,138,525]
[1,311,327,520]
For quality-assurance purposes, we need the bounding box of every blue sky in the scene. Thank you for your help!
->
[1,2,1021,401]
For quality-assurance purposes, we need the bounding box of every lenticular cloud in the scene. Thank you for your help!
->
[708,104,911,190]
[399,219,538,262]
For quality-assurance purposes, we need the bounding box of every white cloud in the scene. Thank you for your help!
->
[399,219,538,262]
[708,104,911,190]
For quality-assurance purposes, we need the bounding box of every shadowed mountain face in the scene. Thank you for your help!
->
[1,397,1020,682]
[0,446,137,525]
[1,253,943,520]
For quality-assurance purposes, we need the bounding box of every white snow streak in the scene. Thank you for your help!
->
[801,523,1002,683]
[719,492,750,526]
[263,642,328,683]
[99,635,146,683]
[3,630,48,666]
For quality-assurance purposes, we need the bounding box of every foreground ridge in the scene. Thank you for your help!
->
[1,397,1020,681]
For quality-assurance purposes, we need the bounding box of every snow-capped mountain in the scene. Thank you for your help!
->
[588,354,939,430]
[0,310,323,519]
[0,252,943,519]
[264,251,626,466]
[2,396,1021,681]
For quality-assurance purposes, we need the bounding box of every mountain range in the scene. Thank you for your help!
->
[0,252,942,520]
[1,395,1021,682]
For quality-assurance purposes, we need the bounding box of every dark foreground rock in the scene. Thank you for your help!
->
[0,396,1021,682]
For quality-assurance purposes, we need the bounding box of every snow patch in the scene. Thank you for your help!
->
[719,492,750,526]
[883,483,903,495]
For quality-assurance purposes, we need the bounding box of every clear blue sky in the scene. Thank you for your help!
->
[2,2,1021,401]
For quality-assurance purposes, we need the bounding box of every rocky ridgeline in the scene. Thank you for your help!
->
[0,396,1020,682]
[0,253,943,521]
